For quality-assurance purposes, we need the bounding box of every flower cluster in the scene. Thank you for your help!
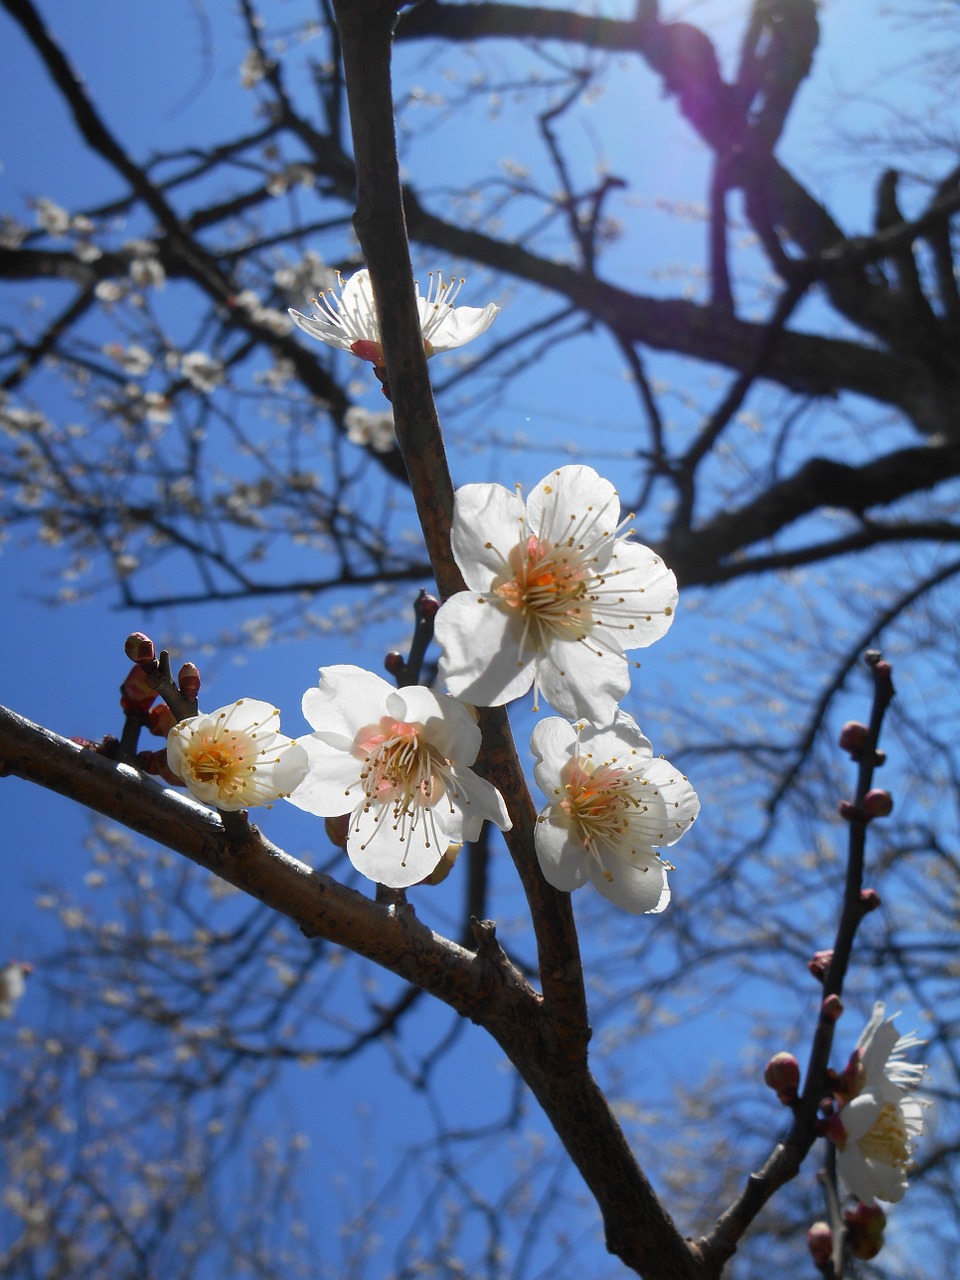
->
[430,462,695,911]
[827,1002,928,1205]
[165,270,695,909]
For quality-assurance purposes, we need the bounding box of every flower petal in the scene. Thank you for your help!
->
[286,735,366,815]
[301,665,395,747]
[388,685,482,766]
[346,805,444,888]
[526,465,620,545]
[534,811,590,892]
[436,593,536,708]
[586,852,671,914]
[450,481,526,591]
[537,635,629,724]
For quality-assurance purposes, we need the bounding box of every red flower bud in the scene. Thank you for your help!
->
[384,651,406,679]
[821,994,843,1023]
[859,887,882,913]
[838,721,868,755]
[324,813,351,849]
[147,704,177,738]
[863,788,893,818]
[137,748,183,786]
[124,631,156,663]
[177,662,201,701]
[844,1202,886,1260]
[806,1221,833,1270]
[120,664,158,715]
[763,1051,801,1104]
[415,592,441,621]
[837,799,859,821]
[808,949,834,983]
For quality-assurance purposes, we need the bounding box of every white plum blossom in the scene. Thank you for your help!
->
[180,351,225,393]
[435,465,678,725]
[288,268,499,365]
[34,197,70,237]
[345,406,396,453]
[0,962,32,1019]
[104,343,152,376]
[167,699,309,812]
[832,1002,928,1205]
[287,665,511,888]
[530,712,698,914]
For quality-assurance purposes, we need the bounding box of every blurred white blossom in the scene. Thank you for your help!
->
[832,1003,928,1205]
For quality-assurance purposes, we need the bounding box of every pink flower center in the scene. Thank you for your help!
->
[560,760,634,847]
[494,535,591,646]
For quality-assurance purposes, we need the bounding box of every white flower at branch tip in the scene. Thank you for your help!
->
[434,465,679,725]
[166,699,309,812]
[0,962,32,1019]
[530,712,699,914]
[286,665,511,888]
[288,267,499,365]
[833,1002,929,1205]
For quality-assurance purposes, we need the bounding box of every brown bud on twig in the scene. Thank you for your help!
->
[863,788,893,819]
[821,994,843,1024]
[806,1222,833,1271]
[177,662,201,702]
[843,1202,886,1260]
[763,1051,801,1104]
[124,631,156,664]
[838,720,868,757]
[859,887,882,913]
[384,651,405,680]
[808,949,833,983]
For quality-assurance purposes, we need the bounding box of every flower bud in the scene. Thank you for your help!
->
[177,662,201,701]
[124,631,155,663]
[808,949,833,983]
[863,788,893,818]
[837,799,859,822]
[763,1052,801,1104]
[147,704,177,738]
[384,651,406,679]
[137,748,184,786]
[806,1221,833,1270]
[843,1202,886,1260]
[120,664,158,715]
[821,993,843,1023]
[324,813,351,849]
[859,887,882,913]
[415,591,441,621]
[838,720,868,756]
